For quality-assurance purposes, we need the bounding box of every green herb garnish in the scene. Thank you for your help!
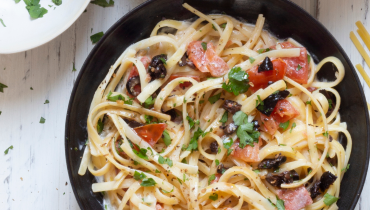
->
[140,178,156,187]
[290,122,296,133]
[208,174,216,184]
[144,96,155,108]
[162,130,171,146]
[323,193,339,206]
[208,93,221,104]
[90,32,104,44]
[296,64,302,71]
[90,0,114,7]
[0,19,6,27]
[40,117,46,124]
[341,164,350,172]
[209,193,218,201]
[249,57,255,63]
[279,120,290,131]
[52,0,62,6]
[0,83,8,93]
[201,42,207,51]
[133,171,147,180]
[223,137,233,156]
[219,111,228,124]
[24,0,48,19]
[97,118,104,133]
[4,145,13,155]
[222,66,250,96]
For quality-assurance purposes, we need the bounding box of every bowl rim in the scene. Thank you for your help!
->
[0,0,91,54]
[65,0,370,209]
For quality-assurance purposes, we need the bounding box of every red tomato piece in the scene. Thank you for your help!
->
[231,139,261,162]
[211,173,222,184]
[279,41,309,84]
[169,75,200,88]
[133,123,167,147]
[187,41,229,77]
[260,113,279,136]
[155,204,164,210]
[271,99,300,123]
[248,59,287,92]
[276,186,313,210]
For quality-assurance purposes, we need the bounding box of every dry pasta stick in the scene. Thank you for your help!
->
[355,64,370,88]
[350,31,370,68]
[356,21,370,51]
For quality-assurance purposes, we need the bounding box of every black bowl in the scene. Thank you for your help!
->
[65,0,370,209]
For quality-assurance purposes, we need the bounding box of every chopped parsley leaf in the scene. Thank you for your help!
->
[52,0,62,6]
[209,193,218,201]
[30,87,33,90]
[158,155,173,167]
[159,57,167,65]
[199,100,205,104]
[219,111,228,124]
[306,100,312,105]
[0,19,6,27]
[328,99,333,109]
[24,0,48,19]
[160,187,174,193]
[212,24,217,31]
[186,116,199,129]
[323,193,339,206]
[155,169,161,173]
[253,169,260,173]
[162,130,171,146]
[249,57,255,63]
[4,145,13,155]
[97,118,104,133]
[90,32,104,44]
[290,122,296,133]
[39,117,46,124]
[257,95,263,105]
[307,54,311,63]
[279,120,290,131]
[276,197,285,210]
[223,137,233,156]
[107,91,133,105]
[90,0,114,7]
[144,96,155,108]
[133,171,146,180]
[220,23,226,28]
[72,63,76,72]
[0,82,8,93]
[222,66,250,96]
[215,159,220,166]
[323,131,329,138]
[296,64,302,71]
[257,48,271,54]
[144,115,154,124]
[133,146,149,160]
[232,111,248,126]
[140,178,156,187]
[208,174,216,184]
[341,164,350,172]
[208,93,221,104]
[201,42,207,51]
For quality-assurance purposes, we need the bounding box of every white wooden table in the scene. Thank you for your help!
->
[0,0,369,209]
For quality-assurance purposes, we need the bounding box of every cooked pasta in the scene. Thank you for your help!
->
[78,3,351,210]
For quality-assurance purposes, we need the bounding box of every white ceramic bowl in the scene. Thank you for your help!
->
[0,0,90,54]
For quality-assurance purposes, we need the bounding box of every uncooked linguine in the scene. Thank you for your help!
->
[78,3,351,210]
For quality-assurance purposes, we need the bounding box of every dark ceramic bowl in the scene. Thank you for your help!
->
[65,0,370,209]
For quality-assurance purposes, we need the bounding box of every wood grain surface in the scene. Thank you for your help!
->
[0,0,368,209]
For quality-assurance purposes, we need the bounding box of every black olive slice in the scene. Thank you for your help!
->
[222,100,242,114]
[258,153,287,169]
[310,181,321,199]
[123,119,144,128]
[265,170,298,187]
[258,57,273,73]
[257,90,290,116]
[126,76,141,97]
[319,171,337,191]
[224,122,238,135]
[148,54,167,80]
[210,141,219,153]
[179,53,195,69]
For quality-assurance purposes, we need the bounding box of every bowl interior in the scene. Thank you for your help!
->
[65,0,370,209]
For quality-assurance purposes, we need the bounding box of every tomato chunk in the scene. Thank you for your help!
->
[169,75,200,88]
[248,59,287,92]
[231,139,261,162]
[271,99,299,123]
[280,42,309,84]
[260,113,279,135]
[276,186,313,210]
[133,123,167,147]
[187,41,229,77]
